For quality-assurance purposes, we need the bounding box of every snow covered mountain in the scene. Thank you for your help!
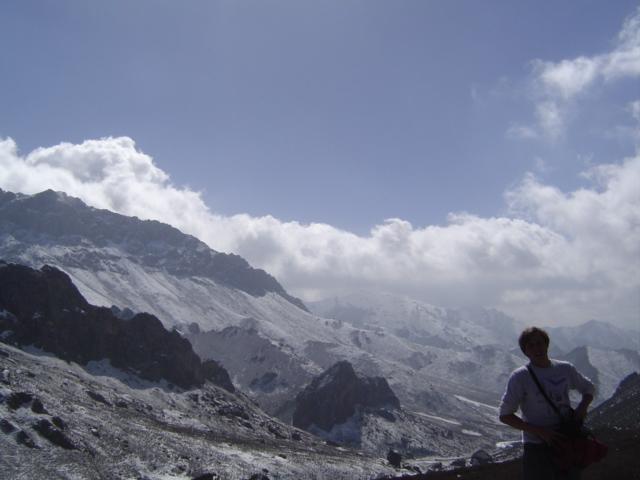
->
[548,320,640,353]
[2,188,635,462]
[0,189,520,423]
[309,292,522,351]
[560,346,640,402]
[310,292,640,405]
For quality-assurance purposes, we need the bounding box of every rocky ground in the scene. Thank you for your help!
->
[0,343,400,480]
[381,428,640,479]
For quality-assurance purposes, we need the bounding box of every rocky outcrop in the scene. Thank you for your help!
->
[588,371,640,429]
[292,361,400,432]
[0,262,233,391]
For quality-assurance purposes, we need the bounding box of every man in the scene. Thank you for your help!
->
[499,326,595,480]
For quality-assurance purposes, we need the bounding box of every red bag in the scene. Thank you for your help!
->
[553,435,608,471]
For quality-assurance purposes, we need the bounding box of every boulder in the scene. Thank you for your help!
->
[32,419,76,450]
[6,391,33,410]
[0,418,16,434]
[471,449,492,466]
[16,430,37,448]
[387,449,402,468]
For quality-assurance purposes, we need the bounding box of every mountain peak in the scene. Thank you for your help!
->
[293,360,400,432]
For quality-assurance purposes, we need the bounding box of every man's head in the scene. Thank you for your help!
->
[518,327,551,367]
[518,326,550,354]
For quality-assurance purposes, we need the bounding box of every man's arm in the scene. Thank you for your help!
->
[568,363,595,422]
[499,413,566,446]
[574,393,594,421]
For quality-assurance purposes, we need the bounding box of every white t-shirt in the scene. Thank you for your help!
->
[498,360,595,444]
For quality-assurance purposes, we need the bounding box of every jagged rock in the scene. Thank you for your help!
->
[0,369,9,384]
[192,474,217,480]
[217,404,249,420]
[450,458,466,468]
[292,361,400,432]
[374,409,396,422]
[0,263,233,390]
[0,418,16,434]
[6,391,33,410]
[267,423,287,439]
[31,397,48,414]
[202,359,235,393]
[51,416,66,430]
[387,449,402,468]
[247,473,270,480]
[86,390,111,406]
[471,449,492,466]
[15,430,37,448]
[110,305,135,320]
[32,419,76,449]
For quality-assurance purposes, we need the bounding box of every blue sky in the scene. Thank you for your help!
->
[1,1,639,328]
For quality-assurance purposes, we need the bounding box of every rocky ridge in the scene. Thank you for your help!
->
[0,262,232,391]
[0,189,306,311]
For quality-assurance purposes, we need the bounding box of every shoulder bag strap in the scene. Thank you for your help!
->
[526,365,563,418]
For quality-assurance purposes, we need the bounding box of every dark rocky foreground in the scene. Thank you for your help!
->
[381,428,640,480]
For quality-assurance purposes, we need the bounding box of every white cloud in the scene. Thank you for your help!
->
[534,101,565,140]
[630,99,640,123]
[534,56,600,101]
[520,7,640,139]
[535,7,640,99]
[506,124,538,140]
[0,136,639,329]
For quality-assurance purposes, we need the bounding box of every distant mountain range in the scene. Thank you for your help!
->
[548,319,640,352]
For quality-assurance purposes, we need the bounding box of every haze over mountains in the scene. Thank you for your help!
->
[0,188,638,478]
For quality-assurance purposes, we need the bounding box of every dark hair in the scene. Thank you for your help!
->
[518,326,550,354]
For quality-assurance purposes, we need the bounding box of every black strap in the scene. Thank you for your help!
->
[527,365,563,418]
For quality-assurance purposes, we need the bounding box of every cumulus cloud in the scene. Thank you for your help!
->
[522,7,640,139]
[1,136,639,329]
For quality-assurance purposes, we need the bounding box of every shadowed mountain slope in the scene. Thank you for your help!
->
[0,261,232,391]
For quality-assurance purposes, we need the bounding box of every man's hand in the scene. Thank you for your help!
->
[575,393,594,422]
[499,413,567,447]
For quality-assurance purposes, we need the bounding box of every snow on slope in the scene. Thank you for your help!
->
[583,347,640,401]
[309,291,522,351]
[0,343,397,480]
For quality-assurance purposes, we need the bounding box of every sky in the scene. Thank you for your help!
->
[0,1,639,329]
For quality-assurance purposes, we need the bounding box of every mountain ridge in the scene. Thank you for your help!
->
[0,188,307,311]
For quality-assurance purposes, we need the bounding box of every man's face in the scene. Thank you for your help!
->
[523,333,549,364]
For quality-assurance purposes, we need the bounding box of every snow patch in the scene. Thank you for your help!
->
[454,395,498,411]
[411,411,462,426]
